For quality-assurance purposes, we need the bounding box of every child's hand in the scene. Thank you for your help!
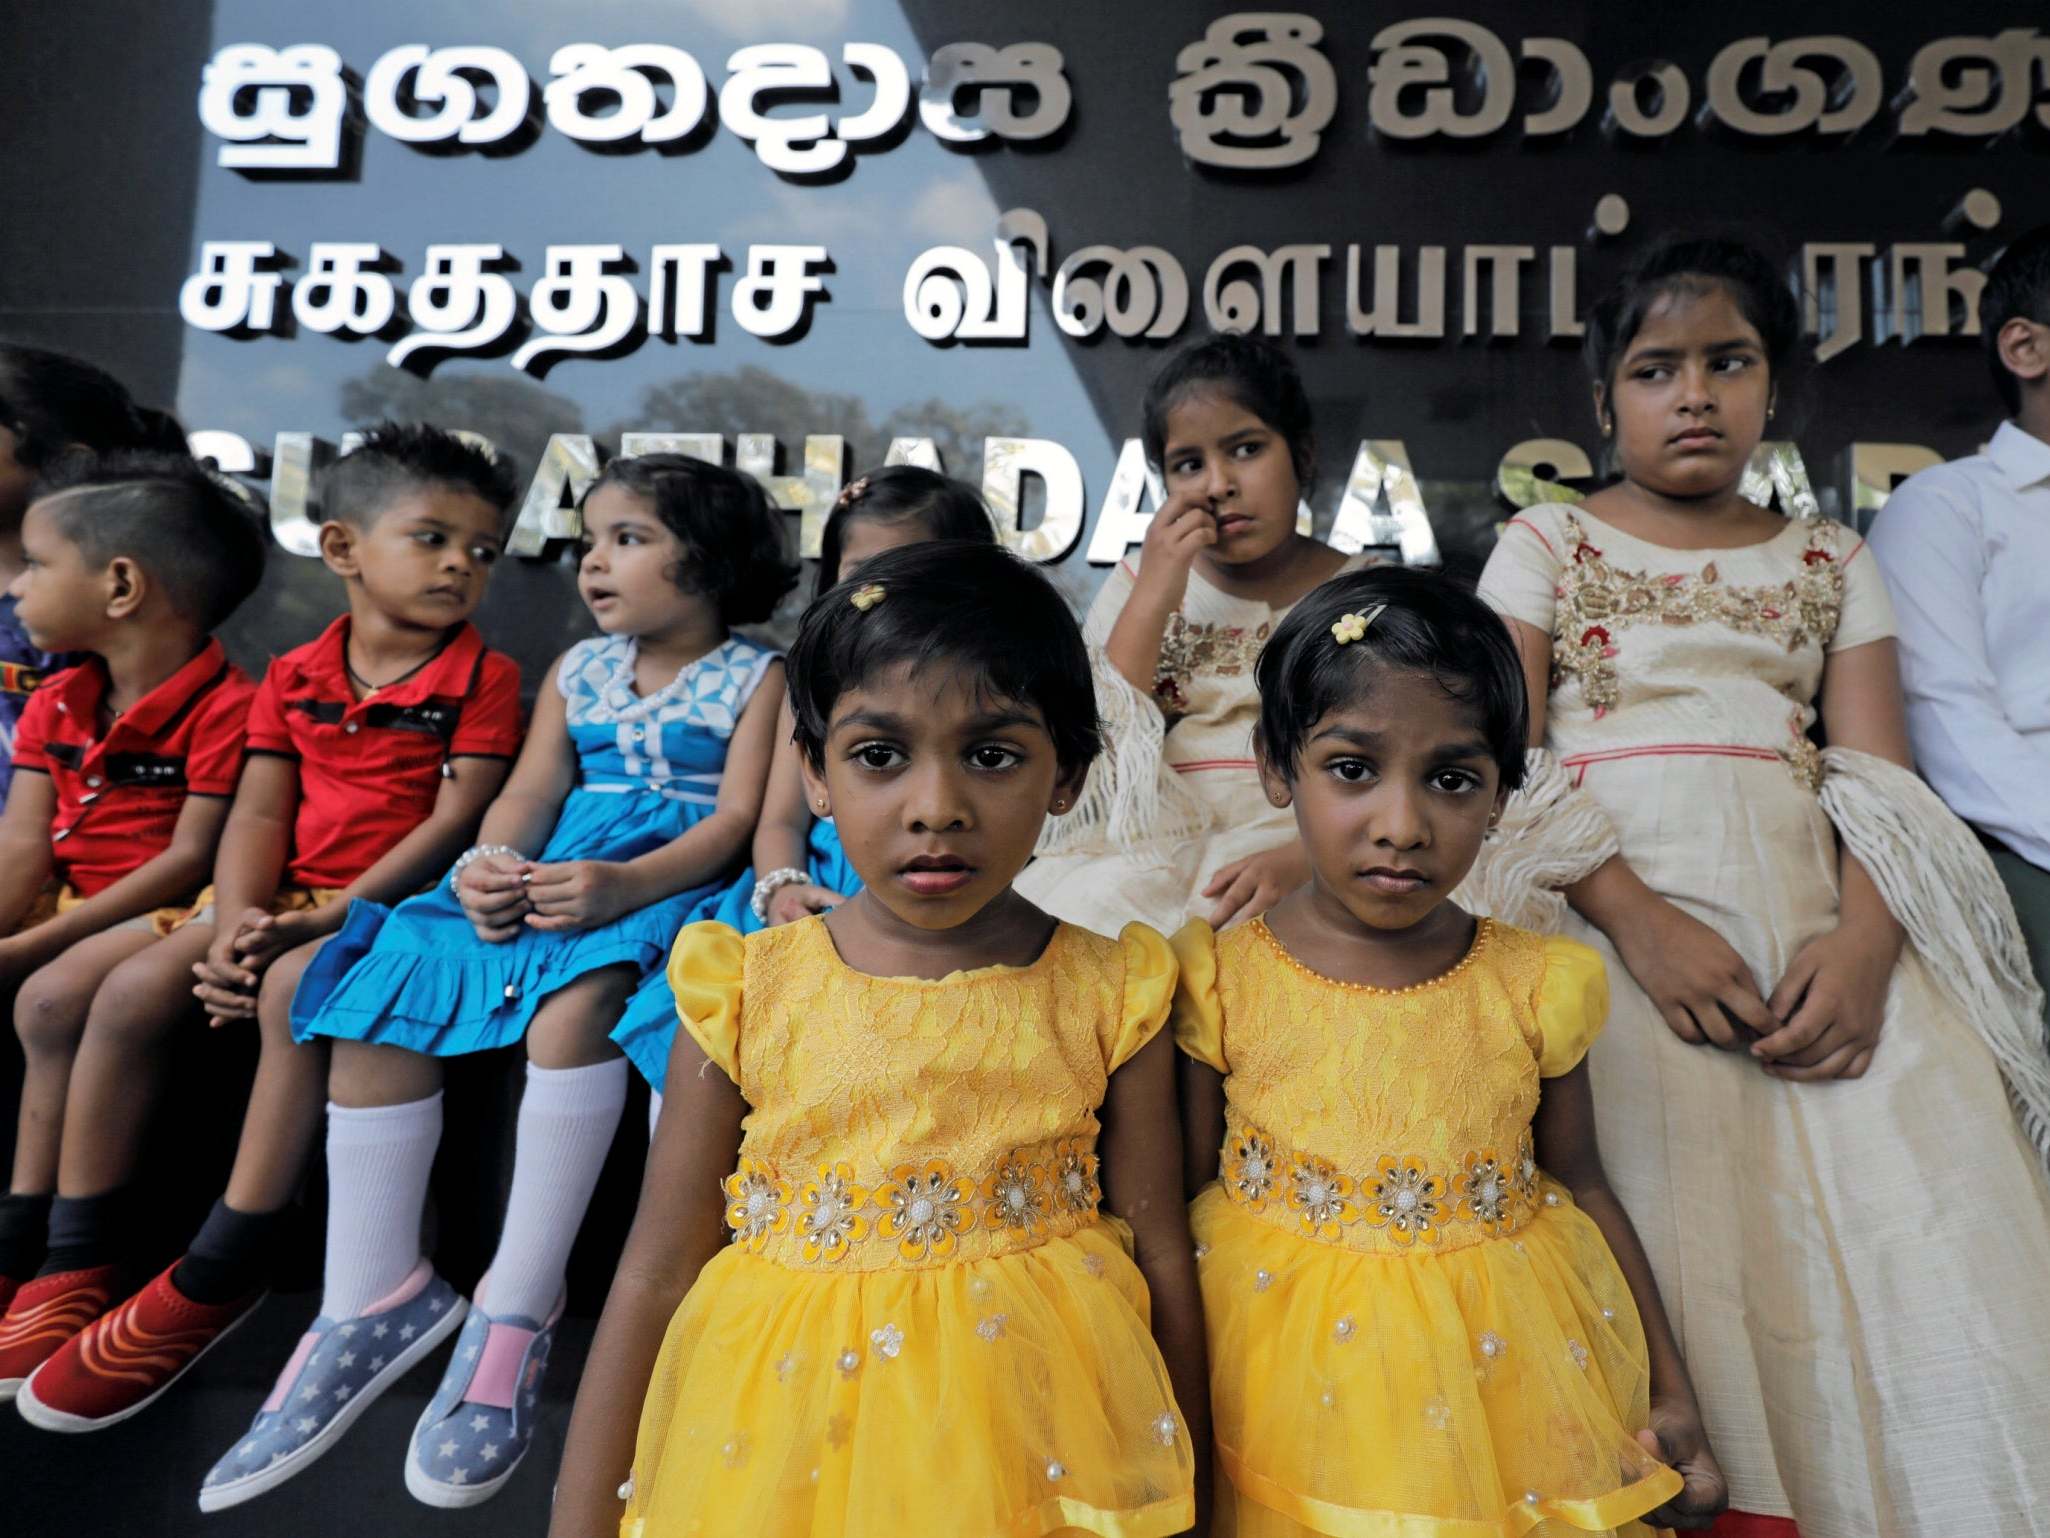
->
[1608,896,1776,1050]
[766,882,845,927]
[522,860,636,933]
[1132,488,1219,611]
[1202,839,1309,929]
[1750,924,1896,1081]
[192,909,270,1023]
[457,852,532,942]
[1636,1399,1727,1529]
[230,908,323,975]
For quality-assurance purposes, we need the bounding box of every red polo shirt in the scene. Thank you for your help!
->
[245,617,523,890]
[11,639,255,897]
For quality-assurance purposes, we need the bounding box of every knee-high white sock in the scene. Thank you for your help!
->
[648,1089,663,1143]
[320,1093,443,1320]
[485,1059,628,1322]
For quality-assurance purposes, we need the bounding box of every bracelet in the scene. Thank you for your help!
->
[450,843,529,893]
[750,866,811,923]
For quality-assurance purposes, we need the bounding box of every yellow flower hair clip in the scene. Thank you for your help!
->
[1330,604,1387,645]
[850,582,886,612]
[835,476,872,510]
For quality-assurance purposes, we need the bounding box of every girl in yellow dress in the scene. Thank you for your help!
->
[551,541,1209,1538]
[1175,565,1726,1536]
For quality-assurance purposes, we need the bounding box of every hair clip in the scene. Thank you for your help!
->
[835,475,872,510]
[850,582,886,612]
[1330,604,1386,645]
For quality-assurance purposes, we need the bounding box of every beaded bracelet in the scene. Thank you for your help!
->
[750,866,811,923]
[450,843,530,894]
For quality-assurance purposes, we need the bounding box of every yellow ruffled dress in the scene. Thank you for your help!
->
[624,916,1197,1538]
[1172,917,1683,1538]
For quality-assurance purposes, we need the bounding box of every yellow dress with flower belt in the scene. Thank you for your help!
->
[623,916,1197,1538]
[1172,917,1682,1538]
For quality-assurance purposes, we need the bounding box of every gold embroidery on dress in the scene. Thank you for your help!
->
[1550,514,1847,738]
[1153,613,1270,711]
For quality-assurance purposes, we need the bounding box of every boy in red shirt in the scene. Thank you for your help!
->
[5,425,527,1426]
[0,453,265,1325]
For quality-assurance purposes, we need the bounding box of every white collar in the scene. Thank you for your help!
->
[1989,420,2050,490]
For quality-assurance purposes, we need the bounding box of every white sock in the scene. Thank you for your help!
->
[648,1089,663,1142]
[320,1093,443,1319]
[484,1059,628,1322]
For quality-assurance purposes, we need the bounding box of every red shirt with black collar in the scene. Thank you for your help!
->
[11,638,256,897]
[244,617,523,890]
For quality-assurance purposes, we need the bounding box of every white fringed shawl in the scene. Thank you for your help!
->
[1818,746,2050,1166]
[1458,744,2050,1170]
[1452,748,1622,931]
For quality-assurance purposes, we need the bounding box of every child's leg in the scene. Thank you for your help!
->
[399,967,634,1506]
[53,923,217,1200]
[8,928,161,1205]
[174,936,332,1304]
[320,1040,446,1318]
[481,964,636,1321]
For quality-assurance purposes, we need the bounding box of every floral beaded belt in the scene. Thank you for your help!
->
[722,1138,1105,1270]
[1218,1118,1563,1254]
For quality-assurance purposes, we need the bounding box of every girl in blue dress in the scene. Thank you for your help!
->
[198,454,796,1514]
[610,465,996,1094]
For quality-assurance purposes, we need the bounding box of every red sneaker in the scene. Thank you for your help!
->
[18,1263,263,1431]
[0,1264,117,1400]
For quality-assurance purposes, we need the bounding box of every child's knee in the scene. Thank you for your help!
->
[14,968,91,1058]
[82,951,196,1051]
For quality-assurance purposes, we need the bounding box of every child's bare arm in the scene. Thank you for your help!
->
[455,660,578,939]
[1504,614,1776,1048]
[1,792,230,977]
[473,657,579,856]
[752,707,845,924]
[524,663,786,933]
[188,753,299,1015]
[548,1032,745,1538]
[0,770,56,932]
[1178,1054,1225,1201]
[1533,1064,1725,1529]
[1102,1030,1212,1534]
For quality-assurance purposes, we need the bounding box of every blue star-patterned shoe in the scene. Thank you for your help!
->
[197,1262,467,1513]
[403,1274,563,1508]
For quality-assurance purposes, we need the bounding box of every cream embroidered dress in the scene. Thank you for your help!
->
[623,917,1196,1538]
[1479,503,2050,1535]
[1018,551,1368,936]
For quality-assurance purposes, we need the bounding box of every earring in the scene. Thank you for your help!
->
[1051,797,1067,812]
[1599,416,1614,438]
[814,796,828,812]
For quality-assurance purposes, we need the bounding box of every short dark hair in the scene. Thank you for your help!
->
[1583,236,1802,402]
[319,421,518,529]
[586,453,800,626]
[0,345,185,469]
[1141,332,1317,493]
[1256,565,1528,792]
[33,452,267,630]
[815,466,997,601]
[788,541,1099,779]
[1982,225,2050,416]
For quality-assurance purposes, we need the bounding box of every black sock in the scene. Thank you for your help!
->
[38,1189,127,1276]
[0,1192,53,1281]
[171,1199,284,1304]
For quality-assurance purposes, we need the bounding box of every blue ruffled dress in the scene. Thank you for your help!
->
[291,634,778,1054]
[612,816,861,1092]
